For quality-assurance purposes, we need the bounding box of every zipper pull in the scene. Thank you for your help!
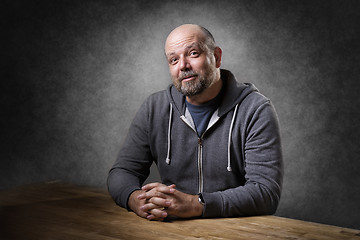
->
[198,138,202,145]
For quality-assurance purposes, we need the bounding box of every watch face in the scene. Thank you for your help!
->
[198,193,205,205]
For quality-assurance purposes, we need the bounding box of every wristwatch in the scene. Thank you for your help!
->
[198,193,205,206]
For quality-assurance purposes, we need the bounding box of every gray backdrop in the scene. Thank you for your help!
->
[2,0,360,230]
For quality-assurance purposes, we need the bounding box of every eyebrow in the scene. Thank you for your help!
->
[165,43,201,58]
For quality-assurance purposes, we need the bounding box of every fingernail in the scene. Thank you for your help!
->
[140,205,144,210]
[165,201,171,206]
[169,188,175,193]
[137,194,143,199]
[162,212,167,218]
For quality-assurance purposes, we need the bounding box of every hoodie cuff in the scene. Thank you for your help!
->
[121,186,141,211]
[201,192,223,218]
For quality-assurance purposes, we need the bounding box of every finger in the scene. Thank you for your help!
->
[147,208,168,220]
[156,185,176,194]
[142,182,163,191]
[146,214,165,221]
[138,189,156,200]
[137,210,149,219]
[140,202,160,212]
[148,197,171,208]
[134,201,150,218]
[137,189,159,200]
[138,188,173,200]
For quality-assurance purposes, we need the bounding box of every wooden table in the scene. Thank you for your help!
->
[1,182,359,240]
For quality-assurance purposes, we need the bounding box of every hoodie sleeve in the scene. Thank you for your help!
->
[107,99,153,210]
[202,100,283,217]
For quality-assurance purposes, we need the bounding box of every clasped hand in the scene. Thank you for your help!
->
[128,182,203,221]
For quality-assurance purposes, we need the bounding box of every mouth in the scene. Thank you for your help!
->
[181,75,197,82]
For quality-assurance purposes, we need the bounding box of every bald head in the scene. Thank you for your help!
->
[165,24,216,54]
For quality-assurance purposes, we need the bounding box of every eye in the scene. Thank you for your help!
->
[169,57,178,64]
[190,51,199,57]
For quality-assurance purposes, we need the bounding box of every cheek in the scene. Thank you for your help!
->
[195,61,210,75]
[169,67,178,79]
[193,57,210,71]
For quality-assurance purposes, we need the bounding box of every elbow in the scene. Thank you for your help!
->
[264,200,279,215]
[254,197,279,216]
[251,181,281,216]
[258,188,281,216]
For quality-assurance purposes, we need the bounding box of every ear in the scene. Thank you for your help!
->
[214,47,222,68]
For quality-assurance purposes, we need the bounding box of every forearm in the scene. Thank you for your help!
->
[201,181,281,218]
[107,168,143,209]
[107,96,154,208]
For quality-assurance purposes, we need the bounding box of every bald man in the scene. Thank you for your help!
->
[108,24,283,221]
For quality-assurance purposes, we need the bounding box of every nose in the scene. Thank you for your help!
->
[179,56,190,72]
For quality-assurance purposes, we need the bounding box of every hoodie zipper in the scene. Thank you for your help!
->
[180,115,204,193]
[197,137,203,193]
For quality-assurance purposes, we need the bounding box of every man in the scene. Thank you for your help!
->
[108,24,283,221]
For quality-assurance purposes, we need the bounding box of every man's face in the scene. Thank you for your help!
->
[165,29,217,96]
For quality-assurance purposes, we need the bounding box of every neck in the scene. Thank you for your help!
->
[186,77,223,105]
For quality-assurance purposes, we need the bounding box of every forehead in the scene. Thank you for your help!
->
[165,28,206,56]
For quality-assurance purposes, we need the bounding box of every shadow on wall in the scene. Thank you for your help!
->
[1,0,360,230]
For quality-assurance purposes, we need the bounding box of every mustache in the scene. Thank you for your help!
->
[178,70,198,81]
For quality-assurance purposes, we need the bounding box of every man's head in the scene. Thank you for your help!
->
[165,24,222,97]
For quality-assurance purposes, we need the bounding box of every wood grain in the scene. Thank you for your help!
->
[1,182,359,240]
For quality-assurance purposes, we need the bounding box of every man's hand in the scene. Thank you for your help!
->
[138,182,203,220]
[127,186,173,221]
[128,190,151,219]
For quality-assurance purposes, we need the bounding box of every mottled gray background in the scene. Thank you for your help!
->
[1,0,360,230]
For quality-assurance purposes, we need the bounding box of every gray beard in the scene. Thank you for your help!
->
[177,76,210,96]
[174,68,216,96]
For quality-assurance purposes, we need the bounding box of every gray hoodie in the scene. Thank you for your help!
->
[108,69,283,218]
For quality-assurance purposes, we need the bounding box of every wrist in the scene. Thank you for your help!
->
[198,193,205,206]
[128,189,143,212]
[192,194,204,217]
